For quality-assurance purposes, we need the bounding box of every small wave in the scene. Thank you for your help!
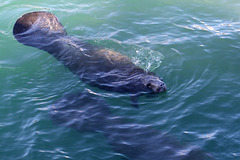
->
[0,30,8,36]
[89,39,164,71]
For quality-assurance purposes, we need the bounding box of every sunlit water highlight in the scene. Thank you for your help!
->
[1,0,240,159]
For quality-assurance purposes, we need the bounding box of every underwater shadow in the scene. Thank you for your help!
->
[50,91,213,160]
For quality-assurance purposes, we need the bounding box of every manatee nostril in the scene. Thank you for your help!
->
[146,83,151,88]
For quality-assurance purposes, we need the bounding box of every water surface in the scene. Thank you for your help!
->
[1,0,240,159]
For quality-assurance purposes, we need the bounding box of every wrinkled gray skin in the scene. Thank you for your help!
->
[13,11,167,106]
[51,92,214,160]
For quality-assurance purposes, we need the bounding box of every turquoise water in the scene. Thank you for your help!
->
[1,0,240,159]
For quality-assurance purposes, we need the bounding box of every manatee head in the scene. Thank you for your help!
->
[141,74,167,93]
[13,11,67,47]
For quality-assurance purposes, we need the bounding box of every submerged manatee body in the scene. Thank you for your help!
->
[51,91,214,160]
[13,11,167,106]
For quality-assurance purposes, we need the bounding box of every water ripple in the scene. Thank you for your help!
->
[1,0,240,159]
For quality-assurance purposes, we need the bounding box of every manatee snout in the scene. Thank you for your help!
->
[142,75,167,93]
[148,79,167,93]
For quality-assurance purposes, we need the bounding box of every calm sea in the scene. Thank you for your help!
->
[1,0,240,159]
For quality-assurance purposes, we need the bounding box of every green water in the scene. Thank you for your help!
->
[1,0,240,159]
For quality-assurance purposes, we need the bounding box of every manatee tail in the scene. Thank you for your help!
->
[13,11,67,48]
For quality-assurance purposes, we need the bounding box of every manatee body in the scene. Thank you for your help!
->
[13,11,167,104]
[51,92,214,160]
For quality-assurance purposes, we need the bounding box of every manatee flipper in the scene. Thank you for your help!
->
[130,95,139,108]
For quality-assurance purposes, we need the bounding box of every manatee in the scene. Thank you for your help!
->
[13,11,167,106]
[51,91,214,160]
